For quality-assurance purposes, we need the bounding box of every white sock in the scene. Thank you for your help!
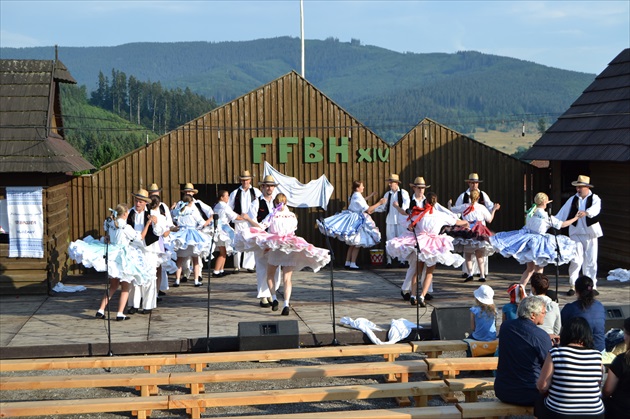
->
[213,271,221,275]
[350,263,359,268]
[97,309,105,315]
[345,261,351,267]
[117,312,124,317]
[284,301,290,307]
[272,295,278,302]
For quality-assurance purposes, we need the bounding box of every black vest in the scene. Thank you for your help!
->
[386,190,404,214]
[567,195,600,227]
[194,201,209,221]
[233,188,256,214]
[463,190,486,206]
[257,196,272,223]
[408,196,426,213]
[127,208,159,246]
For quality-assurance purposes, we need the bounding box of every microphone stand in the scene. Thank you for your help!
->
[102,218,114,364]
[412,222,422,341]
[206,213,220,353]
[319,215,340,346]
[548,205,561,302]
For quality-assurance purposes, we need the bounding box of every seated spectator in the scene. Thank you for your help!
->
[495,296,552,406]
[502,283,526,323]
[602,317,630,419]
[531,273,561,337]
[561,275,605,352]
[536,316,604,418]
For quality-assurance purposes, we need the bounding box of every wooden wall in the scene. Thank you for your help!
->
[69,71,544,266]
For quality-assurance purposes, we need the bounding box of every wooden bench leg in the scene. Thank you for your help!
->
[144,365,161,395]
[383,353,400,382]
[440,371,459,403]
[414,395,428,407]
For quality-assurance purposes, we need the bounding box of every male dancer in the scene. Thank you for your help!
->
[148,183,173,299]
[229,170,262,273]
[555,175,602,295]
[374,174,410,268]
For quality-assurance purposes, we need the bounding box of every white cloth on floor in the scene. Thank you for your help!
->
[340,316,420,345]
[52,283,86,293]
[607,268,630,282]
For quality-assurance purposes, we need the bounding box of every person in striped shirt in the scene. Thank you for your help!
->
[535,316,604,418]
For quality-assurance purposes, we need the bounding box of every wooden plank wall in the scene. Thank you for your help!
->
[68,71,544,266]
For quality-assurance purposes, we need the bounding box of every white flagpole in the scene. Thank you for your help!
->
[300,0,305,78]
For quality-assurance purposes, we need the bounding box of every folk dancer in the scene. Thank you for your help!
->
[211,190,239,277]
[228,170,262,273]
[554,175,602,295]
[373,174,410,268]
[148,183,175,299]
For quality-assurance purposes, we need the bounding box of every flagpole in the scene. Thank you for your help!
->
[300,0,305,77]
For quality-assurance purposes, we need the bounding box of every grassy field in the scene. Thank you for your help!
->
[465,127,540,156]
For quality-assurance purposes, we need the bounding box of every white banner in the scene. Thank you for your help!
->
[7,187,44,258]
[263,162,334,210]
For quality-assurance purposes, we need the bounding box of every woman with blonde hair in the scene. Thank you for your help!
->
[490,192,581,287]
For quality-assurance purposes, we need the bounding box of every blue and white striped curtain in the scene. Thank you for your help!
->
[7,187,44,258]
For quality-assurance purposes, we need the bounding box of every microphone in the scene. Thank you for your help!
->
[212,213,219,230]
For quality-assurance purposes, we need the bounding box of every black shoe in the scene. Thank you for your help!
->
[116,315,131,321]
[401,291,411,301]
[127,307,138,315]
[410,296,417,306]
[567,289,576,296]
[344,265,351,270]
[386,263,393,269]
[260,299,271,308]
[271,300,279,311]
[425,293,433,301]
[158,291,166,296]
[156,297,162,303]
[172,282,180,287]
[479,277,486,282]
[246,269,256,273]
[181,276,188,283]
[198,276,203,283]
[142,309,152,315]
[461,273,469,278]
[593,289,600,296]
[281,306,290,316]
[464,276,474,282]
[418,296,427,308]
[194,282,202,287]
[95,311,105,319]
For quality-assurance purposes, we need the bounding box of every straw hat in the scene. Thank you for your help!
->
[571,175,594,188]
[474,285,494,305]
[409,176,431,188]
[239,170,253,180]
[259,175,279,186]
[131,189,151,203]
[466,173,483,183]
[387,174,401,183]
[181,182,198,194]
[147,183,162,194]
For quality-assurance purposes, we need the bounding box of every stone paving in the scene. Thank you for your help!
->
[1,256,628,358]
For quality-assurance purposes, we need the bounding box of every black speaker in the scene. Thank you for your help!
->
[604,305,629,331]
[238,320,299,351]
[431,307,470,340]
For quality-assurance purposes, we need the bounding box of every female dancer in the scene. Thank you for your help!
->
[212,190,239,277]
[317,180,386,269]
[489,192,581,287]
[170,194,213,287]
[386,192,468,307]
[449,190,500,282]
[69,204,153,321]
[239,193,331,315]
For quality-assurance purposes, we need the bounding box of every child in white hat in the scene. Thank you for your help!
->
[470,284,497,341]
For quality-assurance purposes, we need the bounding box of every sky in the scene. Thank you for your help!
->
[1,0,628,75]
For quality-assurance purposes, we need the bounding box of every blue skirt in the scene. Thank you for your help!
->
[489,228,579,266]
[317,210,381,248]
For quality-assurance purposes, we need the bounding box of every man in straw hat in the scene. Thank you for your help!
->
[244,175,282,307]
[126,188,162,315]
[555,175,602,295]
[228,170,262,273]
[452,173,498,278]
[374,174,410,268]
[148,183,174,298]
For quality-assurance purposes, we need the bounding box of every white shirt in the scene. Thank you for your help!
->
[555,191,603,238]
[104,218,141,246]
[414,210,458,235]
[348,192,369,213]
[261,206,298,236]
[455,188,494,212]
[228,186,262,222]
[450,202,493,225]
[525,208,562,234]
[213,201,239,224]
[375,188,410,225]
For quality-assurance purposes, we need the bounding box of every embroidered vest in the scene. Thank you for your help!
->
[386,190,404,214]
[127,208,159,246]
[233,188,256,214]
[567,195,600,227]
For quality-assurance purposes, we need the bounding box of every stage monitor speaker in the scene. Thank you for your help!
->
[431,307,470,340]
[238,320,299,351]
[604,305,629,331]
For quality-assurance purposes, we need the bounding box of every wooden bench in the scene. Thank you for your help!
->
[410,340,469,358]
[209,405,462,419]
[170,381,453,419]
[0,396,169,419]
[424,357,498,380]
[445,377,495,402]
[457,401,534,419]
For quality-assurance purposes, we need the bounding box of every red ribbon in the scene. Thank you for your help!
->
[462,204,475,217]
[408,204,433,229]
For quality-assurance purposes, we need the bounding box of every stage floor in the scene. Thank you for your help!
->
[1,256,628,358]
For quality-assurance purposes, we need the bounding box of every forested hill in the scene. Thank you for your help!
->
[2,37,595,141]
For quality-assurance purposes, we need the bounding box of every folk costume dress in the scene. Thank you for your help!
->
[386,205,465,268]
[68,217,154,285]
[489,208,580,267]
[317,191,381,248]
[170,203,214,260]
[237,204,331,272]
[447,202,495,256]
[212,200,238,255]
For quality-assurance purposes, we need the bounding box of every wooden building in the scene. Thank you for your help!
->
[523,48,630,271]
[69,71,544,269]
[0,59,94,294]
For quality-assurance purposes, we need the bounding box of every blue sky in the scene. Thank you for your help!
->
[1,0,628,74]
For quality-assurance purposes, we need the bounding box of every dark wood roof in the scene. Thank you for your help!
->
[522,49,630,162]
[0,59,94,173]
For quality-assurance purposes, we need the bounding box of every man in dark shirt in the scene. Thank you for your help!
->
[495,296,552,406]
